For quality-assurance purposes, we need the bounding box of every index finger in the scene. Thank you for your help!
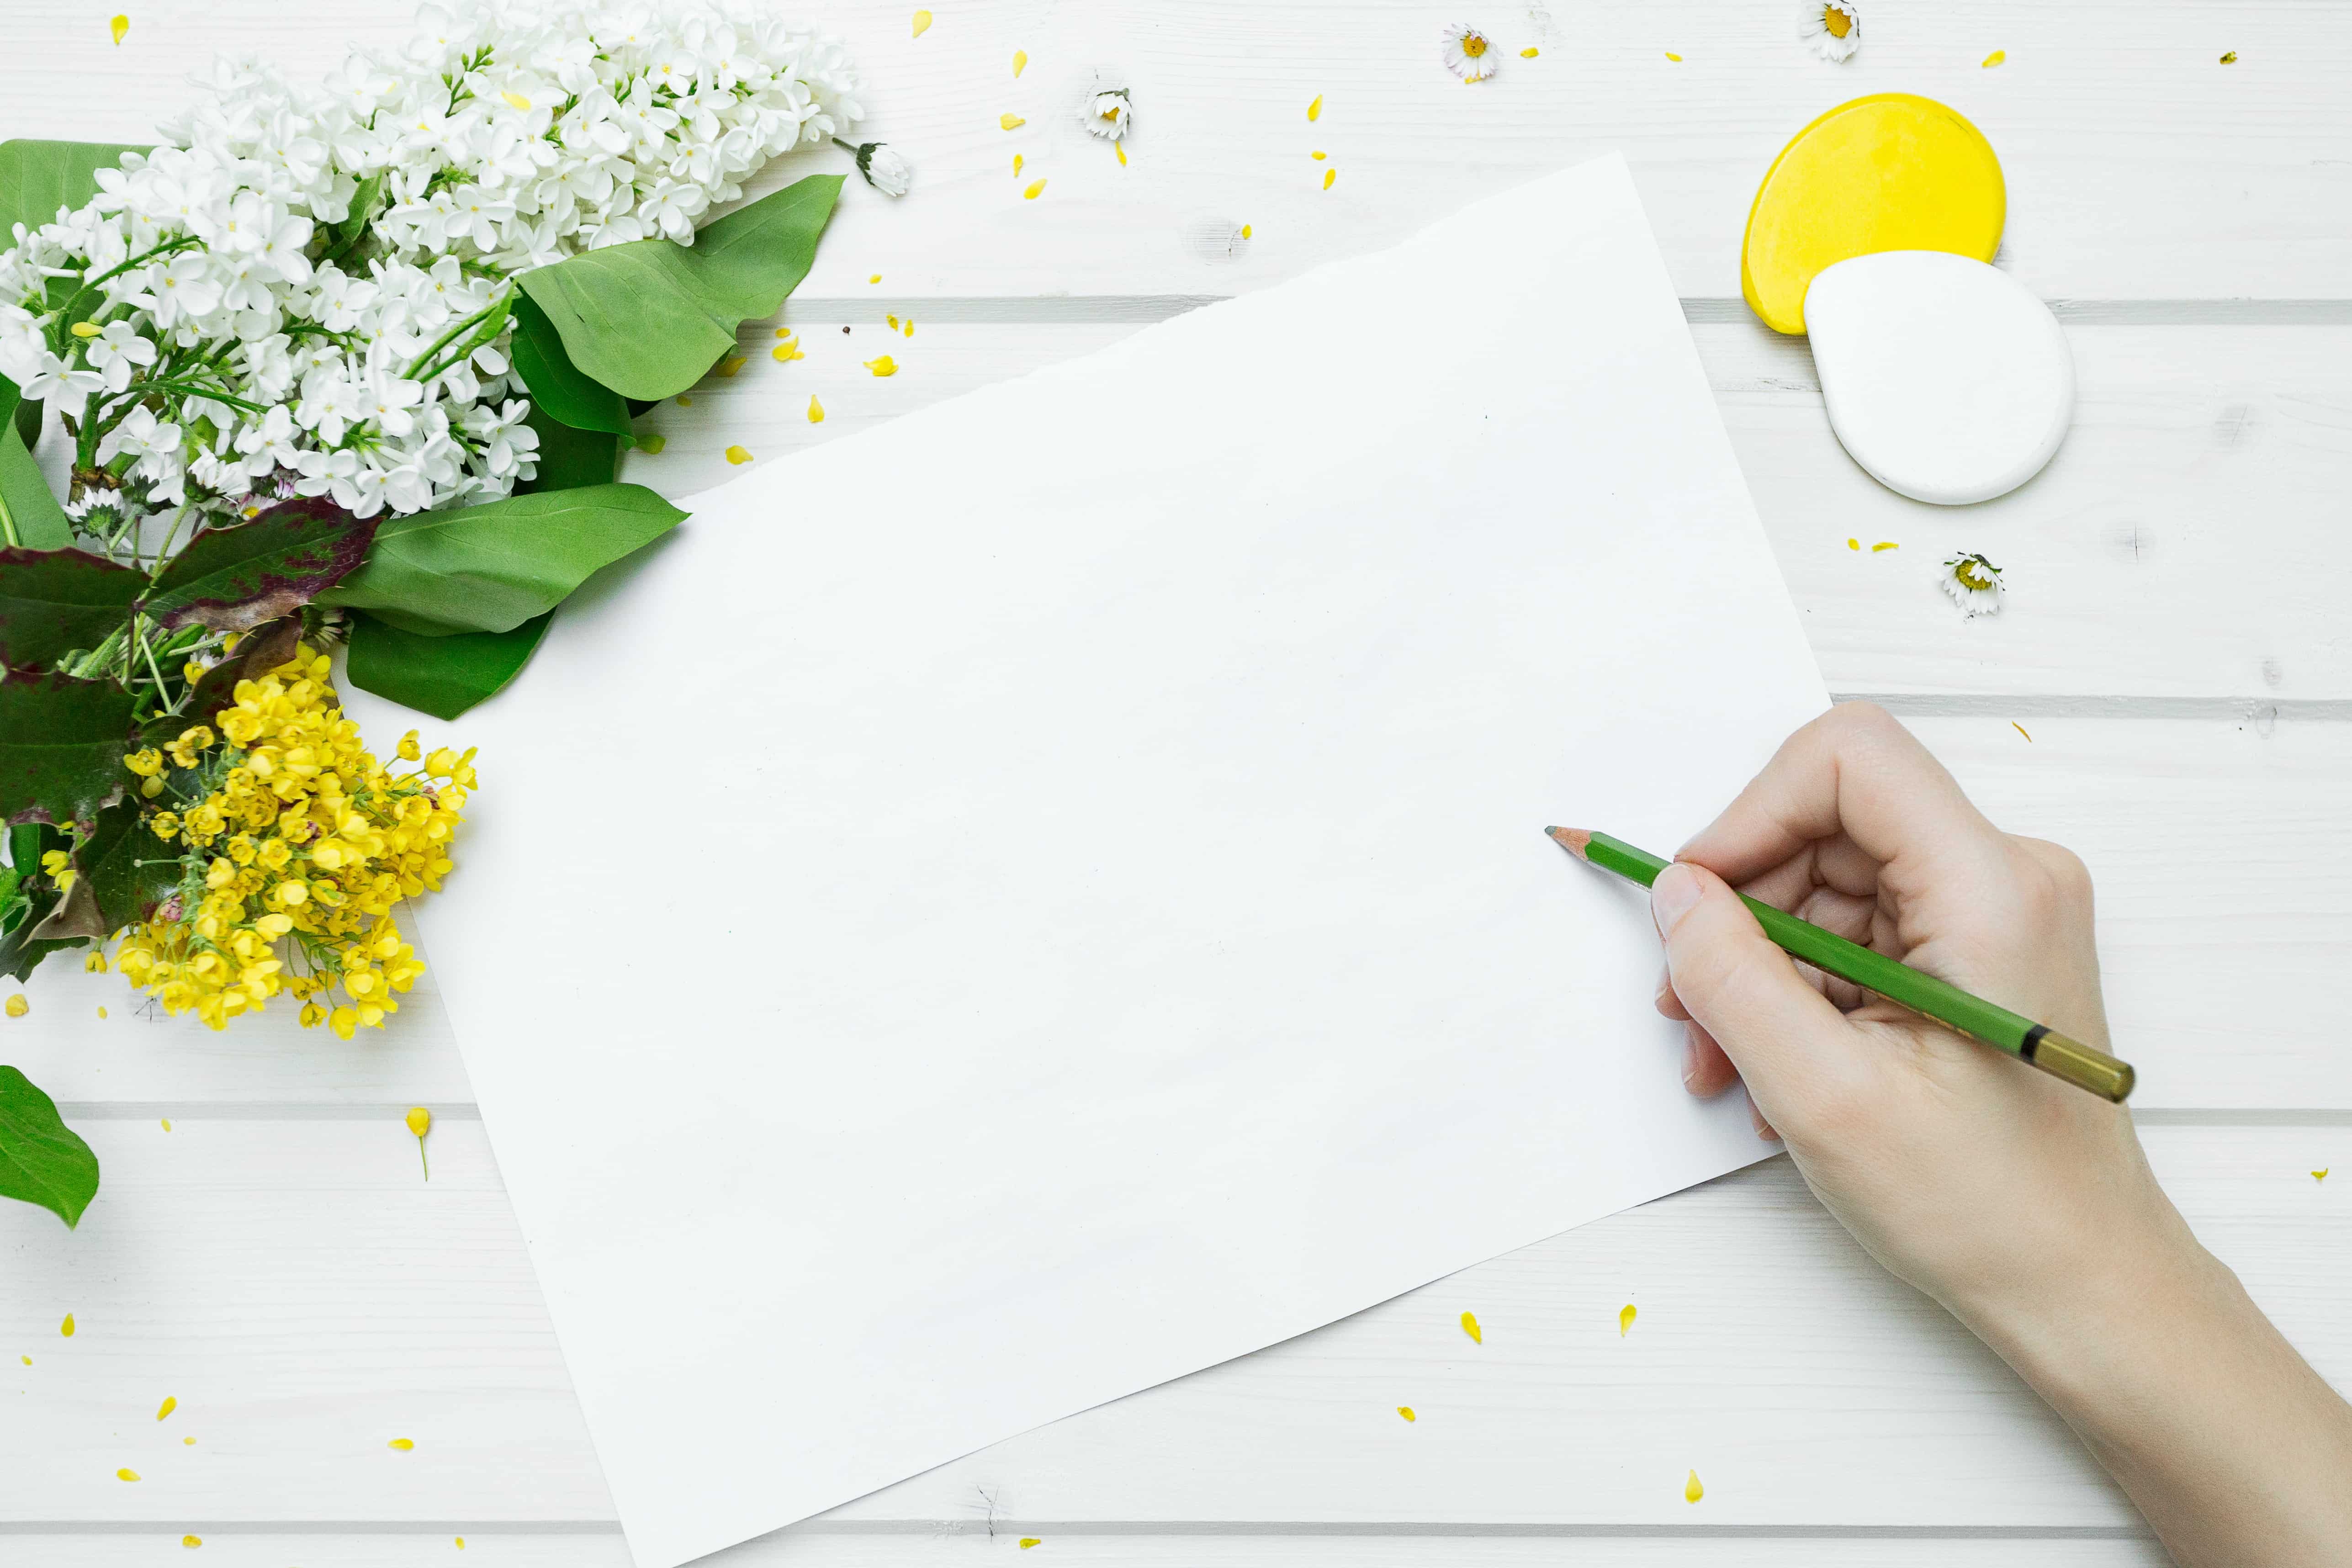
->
[1676,702,2004,887]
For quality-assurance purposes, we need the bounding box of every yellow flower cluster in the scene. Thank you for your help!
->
[110,644,475,1036]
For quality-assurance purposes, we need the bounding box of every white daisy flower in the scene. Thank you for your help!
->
[837,139,914,196]
[1799,0,1861,62]
[1084,90,1134,140]
[1939,552,2004,618]
[1439,23,1499,81]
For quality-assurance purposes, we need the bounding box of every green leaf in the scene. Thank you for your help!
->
[0,548,143,670]
[138,496,376,633]
[81,795,181,932]
[514,403,620,495]
[0,421,70,552]
[0,1066,101,1229]
[0,672,135,826]
[345,609,552,720]
[315,482,684,636]
[510,292,632,437]
[5,371,36,451]
[0,139,145,248]
[320,169,386,265]
[517,175,842,400]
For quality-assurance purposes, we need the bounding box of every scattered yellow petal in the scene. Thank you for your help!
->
[714,355,747,378]
[110,14,128,45]
[1307,94,1323,121]
[98,1007,107,1018]
[157,1395,177,1421]
[1846,538,1859,550]
[60,1314,74,1338]
[1460,1311,1482,1344]
[1240,223,1252,238]
[158,1116,166,1129]
[183,1436,195,1445]
[1521,47,1540,57]
[1982,49,2006,67]
[807,396,825,423]
[1001,113,1026,131]
[676,394,693,407]
[1013,153,1024,175]
[1665,51,1683,61]
[5,995,26,1017]
[1396,1405,1416,1422]
[2013,722,2033,742]
[1024,179,1047,199]
[1322,169,1335,190]
[457,1541,466,1551]
[2220,50,2238,64]
[182,1536,201,1549]
[1619,1303,1636,1336]
[725,444,754,464]
[911,9,932,38]
[18,1356,27,1366]
[1115,142,1126,167]
[637,433,667,452]
[1311,150,1326,160]
[501,91,531,111]
[388,1438,415,1451]
[771,342,804,362]
[1012,50,1027,76]
[775,327,792,338]
[902,319,914,338]
[117,1468,139,1481]
[1685,1468,1704,1503]
[864,355,898,376]
[869,274,882,284]
[1871,541,1898,552]
[2315,1169,2331,1181]
[887,313,900,329]
[1018,1543,1041,1552]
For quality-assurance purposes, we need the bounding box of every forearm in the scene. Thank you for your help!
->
[1955,1205,2352,1567]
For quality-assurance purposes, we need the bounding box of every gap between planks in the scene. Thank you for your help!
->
[0,1520,2155,1540]
[778,297,2352,326]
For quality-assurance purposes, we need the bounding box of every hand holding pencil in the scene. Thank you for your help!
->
[1600,703,2352,1568]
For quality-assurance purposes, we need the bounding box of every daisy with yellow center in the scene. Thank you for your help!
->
[1440,23,1499,81]
[1800,0,1861,62]
[1085,89,1133,141]
[1940,551,2004,617]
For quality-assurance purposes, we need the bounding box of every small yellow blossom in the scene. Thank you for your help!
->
[85,950,108,973]
[864,355,898,376]
[40,849,77,893]
[408,1106,432,1181]
[110,14,128,45]
[1001,113,1026,131]
[1012,49,1027,75]
[808,396,825,423]
[1024,179,1046,199]
[726,445,753,464]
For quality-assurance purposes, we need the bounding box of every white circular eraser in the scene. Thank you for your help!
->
[1804,250,2075,506]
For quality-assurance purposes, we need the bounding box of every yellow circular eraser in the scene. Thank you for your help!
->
[1740,94,2005,335]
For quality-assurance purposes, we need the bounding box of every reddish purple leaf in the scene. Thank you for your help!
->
[138,497,377,633]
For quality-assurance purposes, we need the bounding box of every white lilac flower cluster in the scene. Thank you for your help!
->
[0,1,864,530]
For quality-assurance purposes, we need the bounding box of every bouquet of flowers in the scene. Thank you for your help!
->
[0,1,895,1225]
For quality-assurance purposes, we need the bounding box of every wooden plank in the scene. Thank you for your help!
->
[5,718,2349,1109]
[0,1531,2175,1567]
[0,1119,2341,1527]
[3,2,2348,302]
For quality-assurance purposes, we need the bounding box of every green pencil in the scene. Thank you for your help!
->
[1547,827,2135,1102]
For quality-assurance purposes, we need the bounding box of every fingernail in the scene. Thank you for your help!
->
[1679,1029,1701,1091]
[1650,862,1704,937]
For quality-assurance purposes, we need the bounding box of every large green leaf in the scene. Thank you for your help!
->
[0,139,145,246]
[0,422,70,552]
[510,292,632,437]
[0,548,143,670]
[345,609,551,720]
[81,795,182,932]
[138,497,376,632]
[517,175,842,400]
[515,403,620,495]
[3,371,34,451]
[0,1066,101,1229]
[0,672,135,826]
[315,483,685,636]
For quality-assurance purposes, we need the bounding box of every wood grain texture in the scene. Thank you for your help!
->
[0,1119,2341,1528]
[4,2,2347,302]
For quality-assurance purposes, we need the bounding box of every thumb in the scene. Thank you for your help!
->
[1650,860,1859,1103]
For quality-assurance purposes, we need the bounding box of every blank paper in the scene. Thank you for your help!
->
[357,153,1829,1567]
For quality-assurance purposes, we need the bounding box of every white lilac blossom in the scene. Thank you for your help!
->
[0,1,867,530]
[1939,551,2004,617]
[1083,90,1133,140]
[1799,0,1862,62]
[1439,24,1499,82]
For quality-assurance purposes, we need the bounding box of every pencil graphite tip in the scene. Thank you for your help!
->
[1545,826,1592,860]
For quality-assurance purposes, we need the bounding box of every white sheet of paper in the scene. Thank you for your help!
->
[362,153,1828,1567]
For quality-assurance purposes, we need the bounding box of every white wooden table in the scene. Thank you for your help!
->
[5,3,2349,1563]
